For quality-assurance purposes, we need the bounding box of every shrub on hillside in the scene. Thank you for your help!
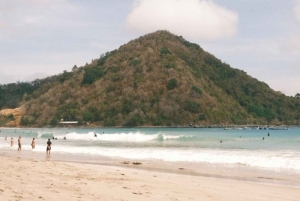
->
[50,116,59,126]
[199,113,206,120]
[104,118,116,127]
[192,86,202,95]
[160,47,172,55]
[83,111,95,122]
[98,50,116,66]
[59,70,72,83]
[82,67,105,85]
[20,116,36,126]
[167,79,178,90]
[108,66,121,73]
[129,59,141,66]
[124,114,143,127]
[164,62,176,69]
[122,101,134,115]
[0,114,15,126]
[152,116,164,126]
[185,101,201,113]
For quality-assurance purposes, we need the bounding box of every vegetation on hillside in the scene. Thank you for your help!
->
[1,30,300,127]
[0,81,40,109]
[0,114,15,126]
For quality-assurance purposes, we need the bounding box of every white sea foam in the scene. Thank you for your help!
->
[38,145,300,173]
[53,132,186,142]
[162,134,181,140]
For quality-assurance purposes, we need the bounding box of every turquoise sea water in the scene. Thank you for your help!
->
[0,127,299,174]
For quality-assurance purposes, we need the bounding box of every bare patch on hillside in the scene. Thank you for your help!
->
[0,107,24,127]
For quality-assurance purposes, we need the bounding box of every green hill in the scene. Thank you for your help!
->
[1,30,300,127]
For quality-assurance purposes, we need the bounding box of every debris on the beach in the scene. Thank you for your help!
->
[122,161,130,164]
[133,162,142,165]
[257,176,277,180]
[179,168,184,170]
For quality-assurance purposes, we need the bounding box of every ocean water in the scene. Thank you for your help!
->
[0,127,300,174]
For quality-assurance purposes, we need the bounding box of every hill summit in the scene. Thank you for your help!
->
[1,30,300,127]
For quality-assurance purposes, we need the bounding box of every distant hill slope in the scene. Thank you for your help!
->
[1,30,300,127]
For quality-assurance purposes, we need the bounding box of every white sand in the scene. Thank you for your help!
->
[0,156,299,201]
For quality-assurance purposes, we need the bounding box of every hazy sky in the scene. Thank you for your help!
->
[0,0,299,96]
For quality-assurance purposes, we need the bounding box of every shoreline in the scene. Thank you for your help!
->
[1,124,299,129]
[1,154,300,201]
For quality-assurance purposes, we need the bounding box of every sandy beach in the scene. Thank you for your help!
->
[0,155,299,201]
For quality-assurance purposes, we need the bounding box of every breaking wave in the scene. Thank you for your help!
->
[49,132,193,142]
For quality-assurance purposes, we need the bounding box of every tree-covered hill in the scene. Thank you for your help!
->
[1,31,300,127]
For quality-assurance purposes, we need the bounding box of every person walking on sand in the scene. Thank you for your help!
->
[18,137,21,151]
[10,138,13,146]
[31,138,36,149]
[46,139,52,155]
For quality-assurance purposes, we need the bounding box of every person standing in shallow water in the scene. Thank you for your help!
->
[18,137,21,151]
[11,138,14,146]
[46,139,52,155]
[31,138,35,149]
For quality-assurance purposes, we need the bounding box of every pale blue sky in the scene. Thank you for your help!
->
[0,0,299,96]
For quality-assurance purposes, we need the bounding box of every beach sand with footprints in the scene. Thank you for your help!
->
[0,156,299,201]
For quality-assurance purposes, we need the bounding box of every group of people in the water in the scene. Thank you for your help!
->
[52,136,66,140]
[94,132,105,137]
[4,136,52,154]
[4,136,24,150]
[263,133,270,140]
[3,130,104,154]
[52,131,103,139]
[219,132,271,143]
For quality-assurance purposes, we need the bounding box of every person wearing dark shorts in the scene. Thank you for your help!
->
[46,139,52,155]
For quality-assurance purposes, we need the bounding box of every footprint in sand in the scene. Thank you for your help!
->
[133,192,143,195]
